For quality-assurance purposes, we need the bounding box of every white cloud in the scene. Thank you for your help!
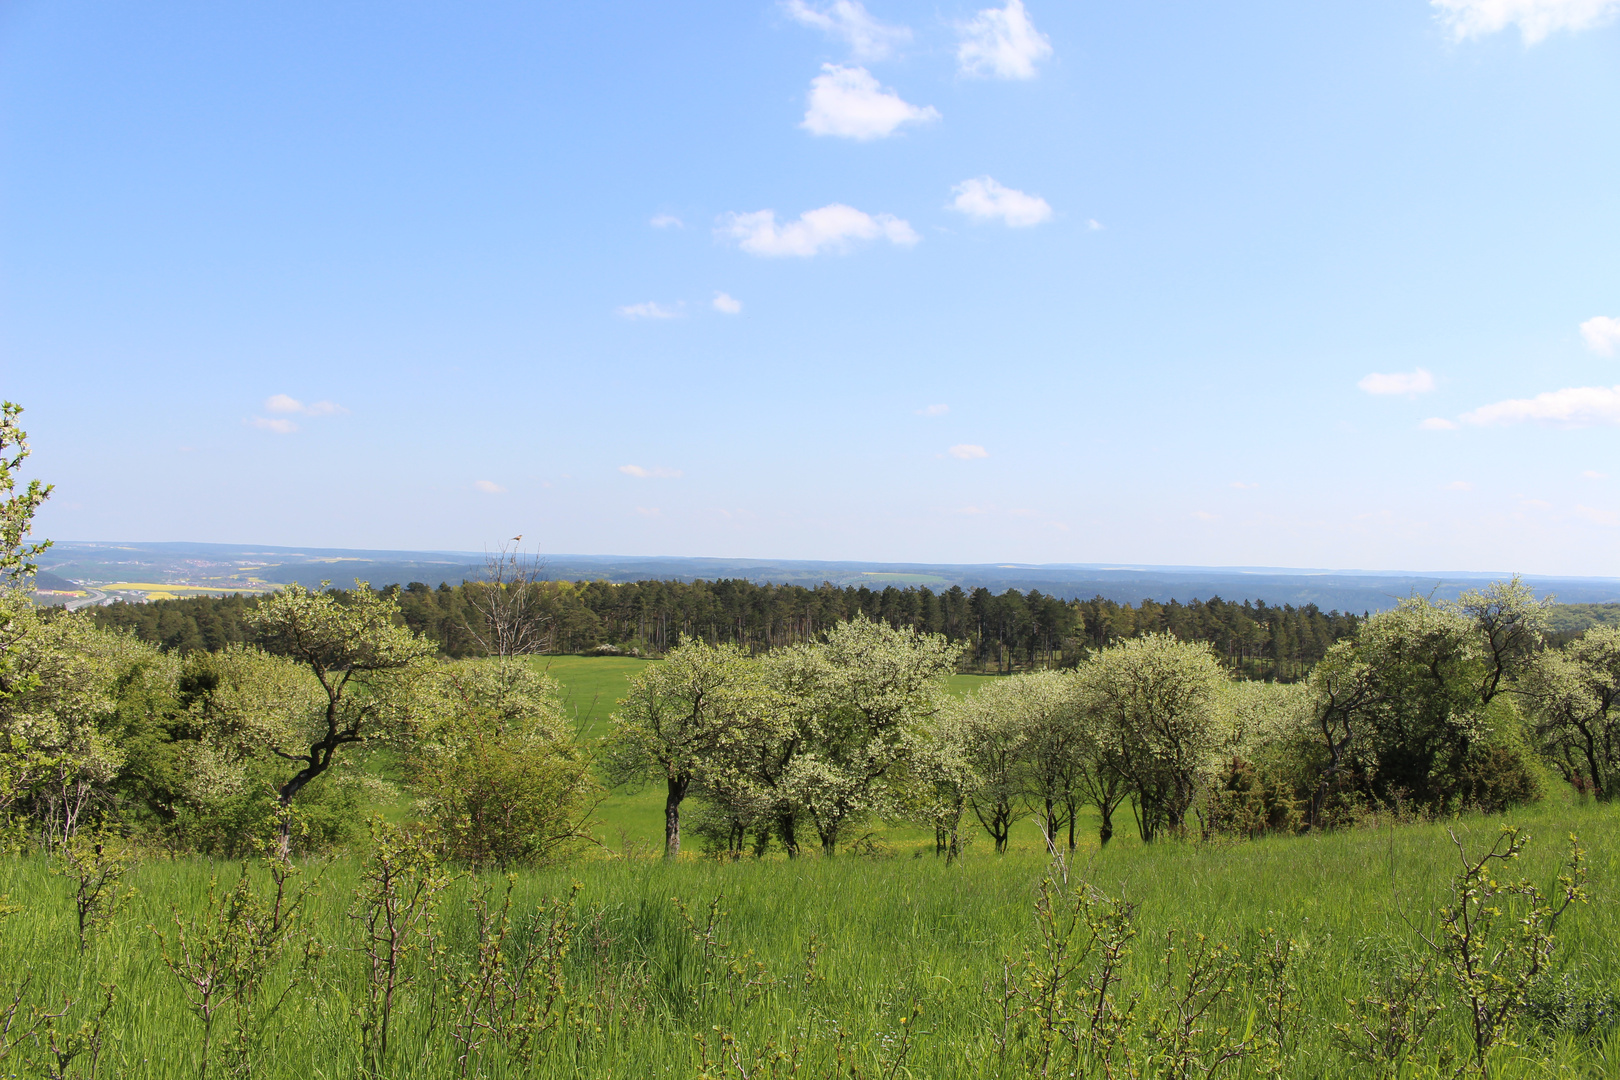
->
[948,443,989,459]
[1190,510,1218,521]
[474,480,506,494]
[264,394,346,416]
[650,213,684,229]
[619,464,684,479]
[783,0,910,60]
[948,177,1053,227]
[617,301,683,319]
[1460,385,1620,427]
[712,292,742,314]
[1420,417,1460,430]
[635,506,661,517]
[917,404,949,416]
[1358,369,1436,395]
[1432,0,1620,43]
[1086,219,1104,231]
[1230,481,1259,489]
[1581,315,1620,356]
[801,65,939,140]
[718,204,919,257]
[249,417,298,435]
[1445,480,1475,491]
[957,0,1053,79]
[1584,469,1609,479]
[264,394,304,414]
[1576,504,1620,526]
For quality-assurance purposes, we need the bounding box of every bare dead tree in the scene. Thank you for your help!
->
[462,537,552,658]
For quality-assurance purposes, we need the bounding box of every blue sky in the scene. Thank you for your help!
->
[4,0,1619,574]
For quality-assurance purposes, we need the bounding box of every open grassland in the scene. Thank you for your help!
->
[5,795,1618,1078]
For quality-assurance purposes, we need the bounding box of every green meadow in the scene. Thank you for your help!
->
[17,655,1580,1077]
[3,792,1616,1077]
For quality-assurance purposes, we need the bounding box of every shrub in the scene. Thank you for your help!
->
[411,660,600,868]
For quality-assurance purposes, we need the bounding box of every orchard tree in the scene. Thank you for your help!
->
[1006,670,1087,850]
[1071,706,1129,848]
[249,582,436,853]
[778,616,960,855]
[1309,582,1549,813]
[1526,626,1620,799]
[167,645,326,851]
[1077,633,1226,841]
[898,706,977,861]
[0,611,168,843]
[949,682,1025,853]
[605,641,771,857]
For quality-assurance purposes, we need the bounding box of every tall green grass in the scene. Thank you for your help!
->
[4,792,1618,1077]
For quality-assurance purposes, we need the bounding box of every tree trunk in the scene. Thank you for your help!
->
[776,812,799,858]
[664,775,688,858]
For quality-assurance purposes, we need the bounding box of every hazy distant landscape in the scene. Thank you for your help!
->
[39,538,1620,611]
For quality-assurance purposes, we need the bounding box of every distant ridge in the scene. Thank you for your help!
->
[38,541,1620,613]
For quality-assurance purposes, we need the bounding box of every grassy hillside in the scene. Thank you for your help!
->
[5,793,1616,1077]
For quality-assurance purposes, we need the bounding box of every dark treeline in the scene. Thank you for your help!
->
[90,578,1363,679]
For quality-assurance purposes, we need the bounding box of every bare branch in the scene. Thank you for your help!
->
[462,538,553,658]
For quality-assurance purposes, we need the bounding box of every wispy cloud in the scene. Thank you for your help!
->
[801,65,939,140]
[1190,510,1218,521]
[712,292,742,314]
[783,0,911,60]
[1577,504,1620,526]
[949,177,1053,227]
[917,404,949,416]
[957,0,1052,79]
[474,480,506,494]
[1086,219,1104,231]
[1358,369,1436,395]
[250,394,346,434]
[1460,385,1620,428]
[1433,0,1620,43]
[649,213,684,229]
[635,506,662,517]
[1581,315,1620,356]
[1445,480,1474,491]
[718,204,919,257]
[1421,417,1460,430]
[1230,481,1259,489]
[619,464,684,479]
[1584,469,1609,479]
[265,394,347,416]
[617,301,684,319]
[948,443,989,459]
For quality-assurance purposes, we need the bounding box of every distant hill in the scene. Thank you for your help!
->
[38,540,1620,615]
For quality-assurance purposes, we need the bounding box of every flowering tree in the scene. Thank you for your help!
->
[605,641,772,857]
